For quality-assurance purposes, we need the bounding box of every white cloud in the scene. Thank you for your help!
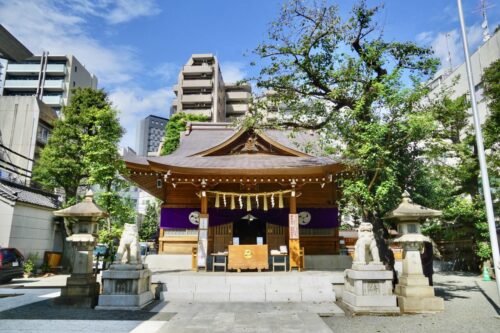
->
[416,23,484,70]
[109,87,174,149]
[152,62,180,83]
[66,0,160,25]
[0,0,159,85]
[220,61,247,83]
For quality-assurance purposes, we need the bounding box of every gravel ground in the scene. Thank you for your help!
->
[324,272,500,333]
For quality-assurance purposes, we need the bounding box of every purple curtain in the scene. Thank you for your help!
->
[161,207,338,229]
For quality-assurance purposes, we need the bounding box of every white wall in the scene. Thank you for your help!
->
[8,203,61,261]
[0,199,14,248]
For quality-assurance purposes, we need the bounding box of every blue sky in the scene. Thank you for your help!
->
[0,0,498,149]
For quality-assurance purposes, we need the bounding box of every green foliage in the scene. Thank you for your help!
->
[421,59,500,266]
[252,0,443,267]
[33,88,124,204]
[160,112,210,155]
[23,253,39,275]
[95,192,137,229]
[139,200,160,241]
[98,225,123,258]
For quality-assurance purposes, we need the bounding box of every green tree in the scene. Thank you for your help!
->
[33,88,125,204]
[139,200,160,241]
[252,0,439,266]
[421,61,500,270]
[160,112,210,155]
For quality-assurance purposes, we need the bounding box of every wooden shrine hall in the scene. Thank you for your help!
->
[124,122,345,271]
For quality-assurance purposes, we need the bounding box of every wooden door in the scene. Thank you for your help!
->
[211,223,233,253]
[266,223,288,252]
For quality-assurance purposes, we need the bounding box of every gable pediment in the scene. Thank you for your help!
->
[191,128,310,157]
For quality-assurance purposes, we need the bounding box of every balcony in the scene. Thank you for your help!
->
[46,64,66,74]
[3,79,38,89]
[6,63,66,74]
[226,91,251,101]
[41,95,62,105]
[181,109,212,117]
[43,79,64,90]
[181,94,212,104]
[183,65,213,75]
[182,79,212,89]
[226,103,249,114]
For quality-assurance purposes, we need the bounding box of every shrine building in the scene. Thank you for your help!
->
[124,122,346,271]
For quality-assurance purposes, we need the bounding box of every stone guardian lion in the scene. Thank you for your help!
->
[353,222,381,265]
[115,223,142,265]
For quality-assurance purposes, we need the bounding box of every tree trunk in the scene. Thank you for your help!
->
[369,211,398,286]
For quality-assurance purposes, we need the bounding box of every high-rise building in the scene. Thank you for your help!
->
[171,54,251,122]
[136,115,169,156]
[427,29,499,125]
[1,53,98,114]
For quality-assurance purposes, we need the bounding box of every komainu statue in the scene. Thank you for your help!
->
[353,222,381,265]
[115,223,141,265]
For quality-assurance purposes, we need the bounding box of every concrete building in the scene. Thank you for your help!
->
[0,96,57,184]
[136,115,169,157]
[427,29,500,124]
[0,24,32,62]
[0,178,61,261]
[171,54,251,122]
[2,53,98,114]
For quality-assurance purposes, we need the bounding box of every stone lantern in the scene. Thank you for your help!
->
[53,190,107,308]
[384,191,444,313]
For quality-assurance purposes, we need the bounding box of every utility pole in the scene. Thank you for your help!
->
[457,0,500,301]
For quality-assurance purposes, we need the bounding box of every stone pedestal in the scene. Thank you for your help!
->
[96,263,153,310]
[342,263,400,314]
[394,250,444,313]
[54,273,100,307]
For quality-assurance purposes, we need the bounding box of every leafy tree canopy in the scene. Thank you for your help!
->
[160,112,210,155]
[33,88,125,203]
[139,200,160,242]
[251,0,442,267]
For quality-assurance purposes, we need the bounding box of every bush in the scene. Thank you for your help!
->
[24,253,39,276]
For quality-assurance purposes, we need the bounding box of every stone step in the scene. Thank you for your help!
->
[158,272,340,303]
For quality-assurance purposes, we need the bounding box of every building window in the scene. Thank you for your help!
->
[75,66,77,72]
[73,81,76,87]
[37,124,51,144]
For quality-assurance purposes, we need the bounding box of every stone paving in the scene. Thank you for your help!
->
[0,272,499,333]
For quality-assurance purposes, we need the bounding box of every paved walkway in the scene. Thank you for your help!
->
[0,272,498,333]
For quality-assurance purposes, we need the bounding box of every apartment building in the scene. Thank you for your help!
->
[136,115,169,156]
[427,28,500,124]
[171,54,251,122]
[2,53,98,114]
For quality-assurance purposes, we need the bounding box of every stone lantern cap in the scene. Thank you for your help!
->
[383,191,442,221]
[54,190,108,218]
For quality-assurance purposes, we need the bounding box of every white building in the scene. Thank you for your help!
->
[0,178,62,262]
[0,96,58,184]
[171,54,252,121]
[2,53,98,114]
[427,29,500,125]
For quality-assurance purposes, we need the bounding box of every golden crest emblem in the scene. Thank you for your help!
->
[243,249,253,259]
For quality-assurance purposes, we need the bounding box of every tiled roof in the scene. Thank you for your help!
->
[125,125,341,172]
[0,179,59,209]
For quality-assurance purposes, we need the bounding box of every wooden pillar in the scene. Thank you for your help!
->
[289,189,301,271]
[196,189,209,271]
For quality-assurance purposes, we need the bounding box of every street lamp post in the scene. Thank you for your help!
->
[456,0,500,301]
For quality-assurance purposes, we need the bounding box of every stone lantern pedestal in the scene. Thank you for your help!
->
[393,235,444,313]
[53,191,107,308]
[385,191,444,313]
